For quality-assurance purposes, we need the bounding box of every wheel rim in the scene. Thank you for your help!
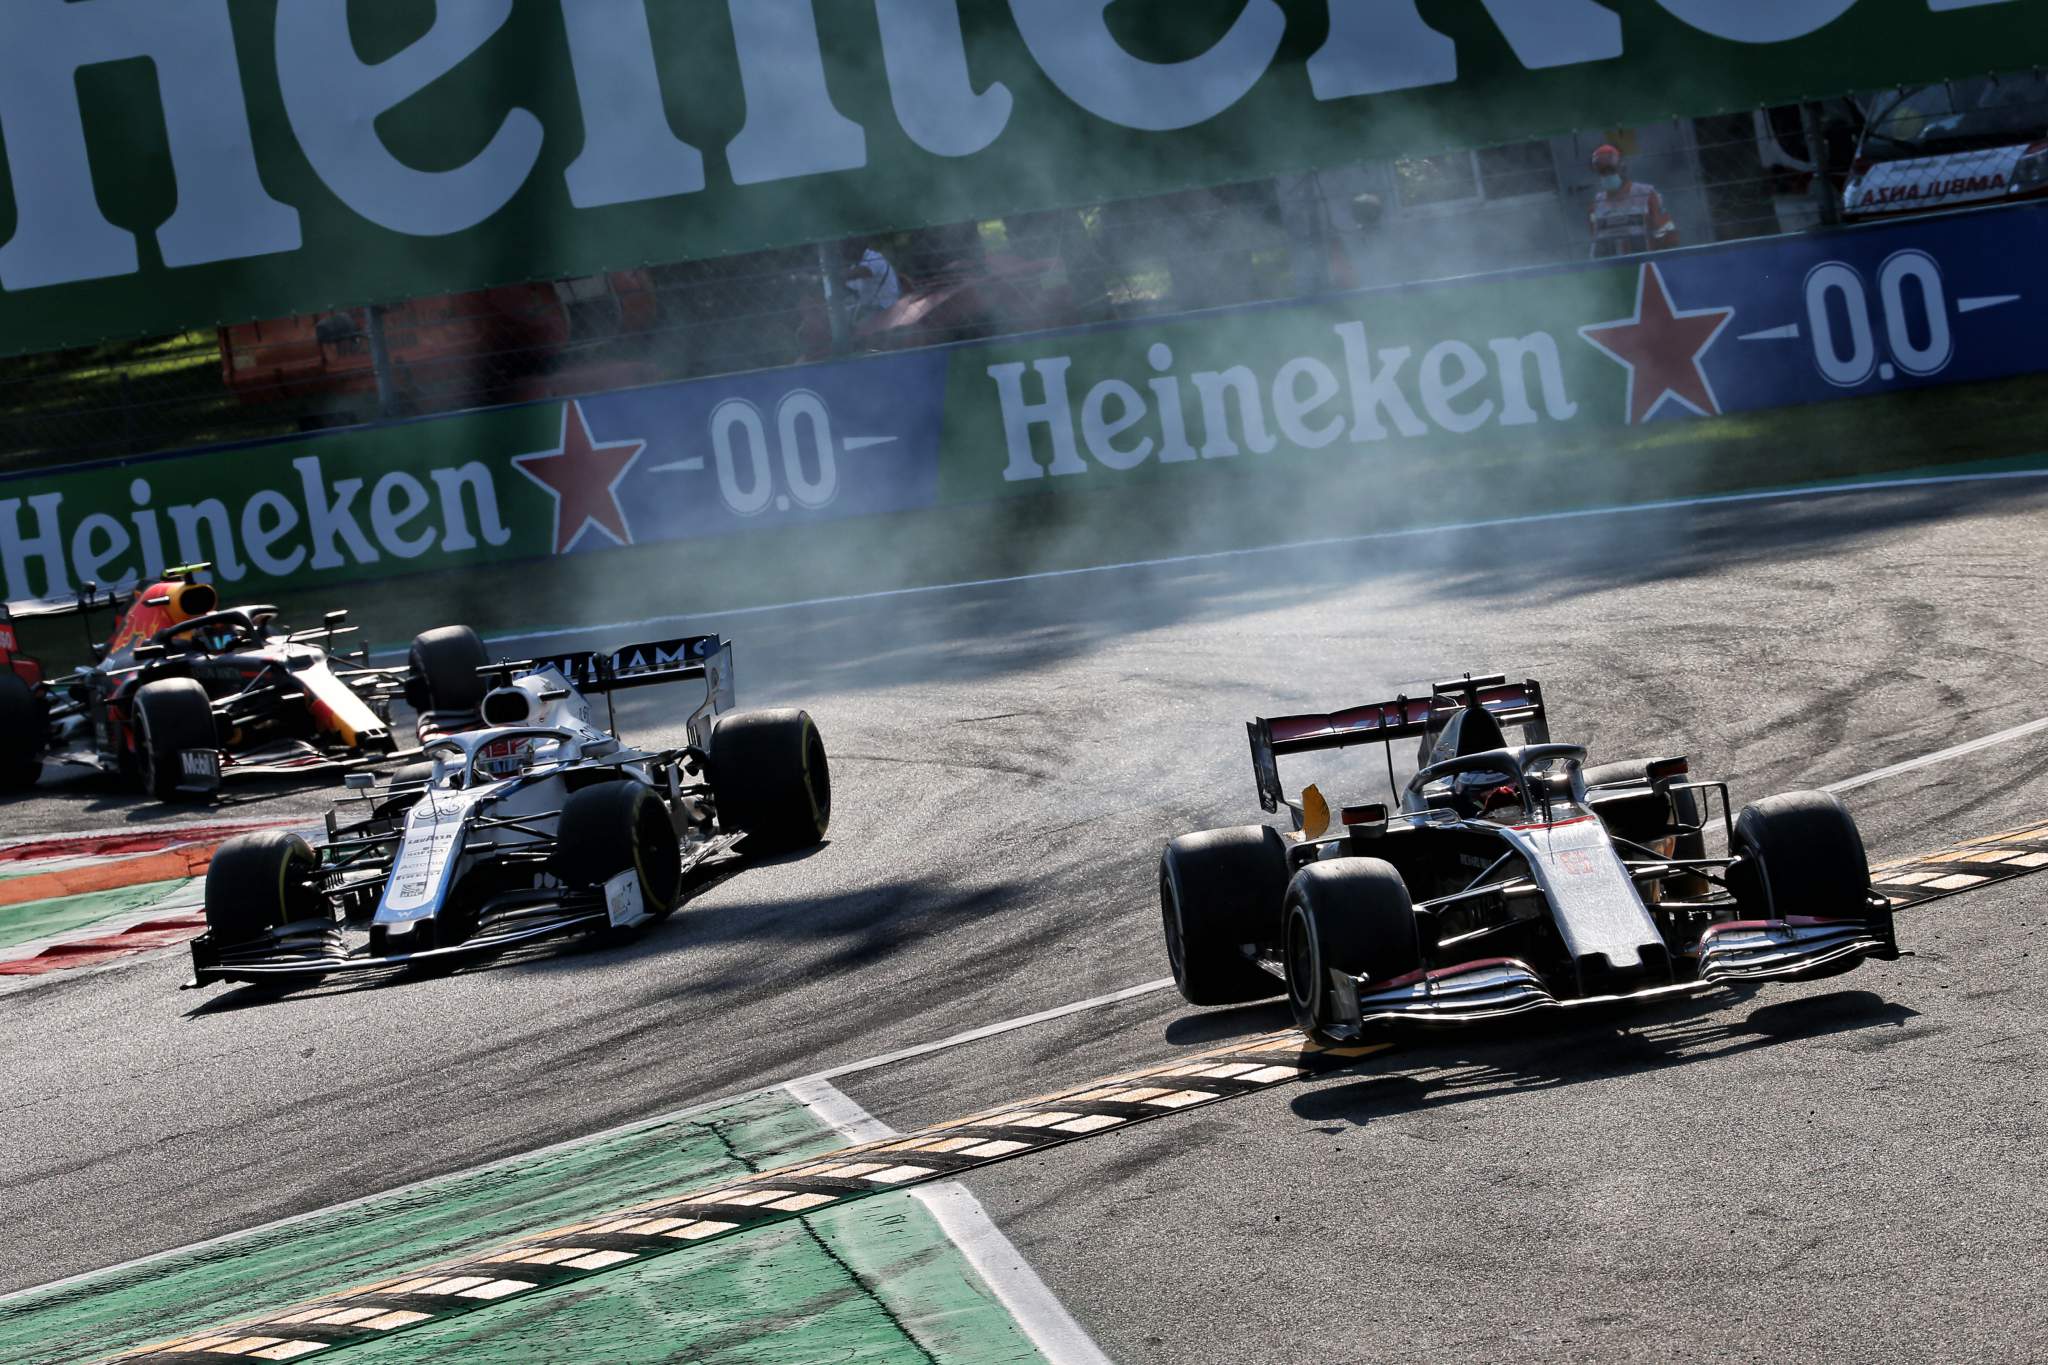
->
[136,702,158,792]
[805,726,831,828]
[1285,903,1317,1015]
[1160,869,1187,986]
[633,791,683,910]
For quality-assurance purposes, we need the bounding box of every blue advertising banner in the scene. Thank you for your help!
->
[938,201,2048,503]
[532,350,949,556]
[0,348,950,601]
[6,205,2043,605]
[1648,205,2048,417]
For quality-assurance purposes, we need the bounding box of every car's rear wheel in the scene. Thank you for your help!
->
[205,831,325,946]
[1159,826,1289,1006]
[0,672,44,793]
[555,780,684,924]
[1583,758,1707,898]
[1731,791,1884,943]
[407,625,489,721]
[710,709,830,854]
[1284,859,1420,1044]
[134,678,218,803]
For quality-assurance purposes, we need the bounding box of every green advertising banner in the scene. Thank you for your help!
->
[0,405,564,602]
[1,0,2044,358]
[8,201,2048,608]
[939,272,1627,503]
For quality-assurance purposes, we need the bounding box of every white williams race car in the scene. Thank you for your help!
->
[186,629,830,987]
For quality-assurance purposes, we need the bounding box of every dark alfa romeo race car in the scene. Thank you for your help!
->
[187,628,829,987]
[1,565,406,803]
[1159,675,1898,1041]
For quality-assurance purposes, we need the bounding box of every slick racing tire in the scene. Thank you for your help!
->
[1159,825,1289,1006]
[407,625,489,718]
[1731,791,1885,944]
[205,831,324,946]
[0,671,44,793]
[710,709,830,855]
[134,678,218,803]
[555,780,684,923]
[1285,860,1420,1045]
[1583,758,1707,899]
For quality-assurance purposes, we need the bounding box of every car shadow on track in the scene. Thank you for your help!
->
[178,851,1024,1019]
[1285,989,1916,1128]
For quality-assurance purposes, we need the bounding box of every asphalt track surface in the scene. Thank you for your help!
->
[6,482,2048,1362]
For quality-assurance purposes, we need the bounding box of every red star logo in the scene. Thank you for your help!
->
[513,402,646,554]
[1578,264,1735,424]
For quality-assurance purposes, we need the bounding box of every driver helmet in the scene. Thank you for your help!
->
[1592,144,1626,191]
[1450,768,1520,818]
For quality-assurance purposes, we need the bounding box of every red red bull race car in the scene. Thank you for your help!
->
[1159,675,1898,1042]
[0,565,411,803]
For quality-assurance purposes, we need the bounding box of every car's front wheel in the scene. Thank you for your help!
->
[555,780,684,925]
[1731,790,1885,946]
[134,678,218,803]
[1159,826,1290,1006]
[0,672,44,793]
[205,831,325,946]
[1284,859,1421,1044]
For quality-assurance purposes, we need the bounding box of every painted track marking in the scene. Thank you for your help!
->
[1825,715,2048,794]
[90,805,2048,1362]
[11,713,2048,1309]
[791,1078,1112,1365]
[97,1032,1375,1361]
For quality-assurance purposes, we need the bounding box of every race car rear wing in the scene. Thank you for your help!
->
[3,563,208,624]
[2,587,127,622]
[1247,675,1548,813]
[506,635,730,696]
[481,634,735,753]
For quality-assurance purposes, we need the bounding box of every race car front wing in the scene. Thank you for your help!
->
[1325,907,1894,1031]
[185,831,746,986]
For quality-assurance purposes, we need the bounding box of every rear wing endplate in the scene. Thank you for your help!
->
[1247,675,1547,813]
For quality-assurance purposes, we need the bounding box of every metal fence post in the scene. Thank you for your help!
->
[1801,101,1843,228]
[366,304,399,419]
[817,242,851,355]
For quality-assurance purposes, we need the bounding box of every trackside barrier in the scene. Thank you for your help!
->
[4,203,2045,605]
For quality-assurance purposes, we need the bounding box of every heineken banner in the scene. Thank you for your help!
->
[2,203,2045,603]
[939,203,2048,500]
[2,1,2045,357]
[0,352,952,601]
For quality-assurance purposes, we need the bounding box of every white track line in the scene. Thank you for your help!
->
[11,708,2045,1300]
[1825,715,2048,794]
[0,978,1177,1303]
[354,464,2048,656]
[789,1077,1113,1365]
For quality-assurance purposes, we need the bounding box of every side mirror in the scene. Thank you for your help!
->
[133,642,166,661]
[343,772,376,791]
[324,610,348,628]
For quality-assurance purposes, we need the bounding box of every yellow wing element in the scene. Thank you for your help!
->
[1300,783,1331,841]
